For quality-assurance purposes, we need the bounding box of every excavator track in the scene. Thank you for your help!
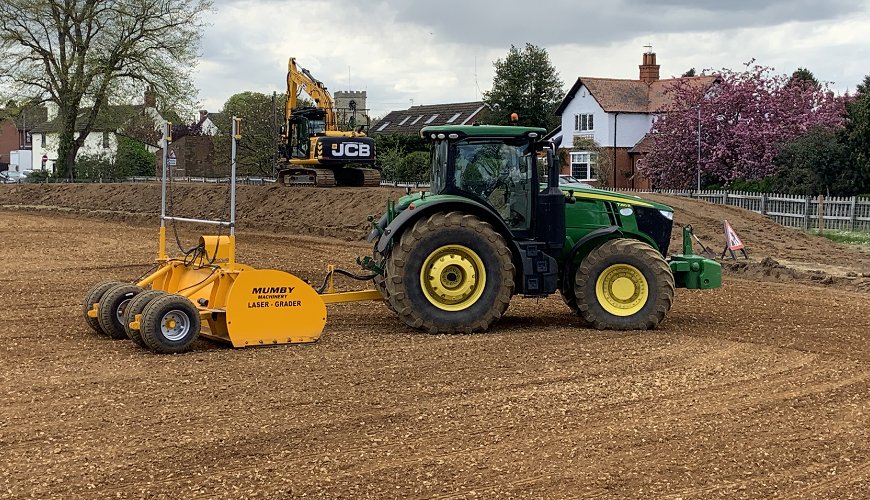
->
[278,168,336,187]
[277,166,379,188]
[358,168,381,187]
[312,169,337,187]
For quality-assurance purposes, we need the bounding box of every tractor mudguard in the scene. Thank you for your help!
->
[374,198,519,257]
[561,225,623,286]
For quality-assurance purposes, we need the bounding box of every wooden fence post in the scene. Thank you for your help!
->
[761,193,768,215]
[803,196,811,230]
[849,197,857,231]
[817,194,824,232]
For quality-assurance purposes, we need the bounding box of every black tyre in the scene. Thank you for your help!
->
[97,284,143,339]
[123,290,165,348]
[560,288,579,314]
[372,249,395,312]
[385,211,515,333]
[140,294,201,354]
[574,238,675,330]
[83,281,124,335]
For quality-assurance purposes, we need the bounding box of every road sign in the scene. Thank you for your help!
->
[168,149,177,166]
[721,220,748,260]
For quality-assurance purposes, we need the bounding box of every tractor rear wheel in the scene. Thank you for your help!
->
[372,250,395,312]
[83,281,124,335]
[385,212,514,333]
[574,238,675,330]
[140,294,201,354]
[124,290,165,348]
[98,284,142,339]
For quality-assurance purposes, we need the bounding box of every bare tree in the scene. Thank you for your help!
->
[0,0,212,179]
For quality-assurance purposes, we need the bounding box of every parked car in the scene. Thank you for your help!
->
[0,171,25,183]
[558,174,594,189]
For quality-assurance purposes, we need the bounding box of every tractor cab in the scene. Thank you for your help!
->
[423,125,564,244]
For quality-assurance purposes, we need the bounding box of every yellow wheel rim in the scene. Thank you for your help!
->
[420,244,486,311]
[595,264,648,316]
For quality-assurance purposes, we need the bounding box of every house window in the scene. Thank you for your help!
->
[447,112,462,123]
[570,152,598,181]
[424,114,439,124]
[376,121,390,132]
[102,131,109,148]
[410,115,424,125]
[574,113,594,132]
[398,116,410,126]
[41,133,46,147]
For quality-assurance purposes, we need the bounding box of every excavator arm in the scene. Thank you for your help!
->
[286,57,337,131]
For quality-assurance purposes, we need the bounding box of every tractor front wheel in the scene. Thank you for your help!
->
[385,212,514,333]
[574,239,675,330]
[140,294,201,354]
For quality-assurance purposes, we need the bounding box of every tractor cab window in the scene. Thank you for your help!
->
[453,139,533,230]
[430,140,448,194]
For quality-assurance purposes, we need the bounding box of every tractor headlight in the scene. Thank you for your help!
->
[659,210,674,221]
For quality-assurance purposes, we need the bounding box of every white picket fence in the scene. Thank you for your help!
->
[622,189,870,232]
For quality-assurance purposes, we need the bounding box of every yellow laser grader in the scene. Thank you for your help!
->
[83,120,382,353]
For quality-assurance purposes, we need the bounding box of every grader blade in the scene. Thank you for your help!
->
[221,269,327,347]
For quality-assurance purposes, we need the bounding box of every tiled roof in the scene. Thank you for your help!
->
[31,104,154,133]
[0,105,48,130]
[628,133,657,154]
[371,101,486,135]
[556,76,718,115]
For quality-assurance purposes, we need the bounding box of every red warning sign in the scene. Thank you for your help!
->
[724,220,744,250]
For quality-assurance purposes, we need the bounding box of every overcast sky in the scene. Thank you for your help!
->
[194,0,870,119]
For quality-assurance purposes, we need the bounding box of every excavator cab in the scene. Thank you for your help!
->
[287,107,326,159]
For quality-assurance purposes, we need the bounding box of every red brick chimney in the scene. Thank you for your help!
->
[144,86,157,108]
[639,51,660,84]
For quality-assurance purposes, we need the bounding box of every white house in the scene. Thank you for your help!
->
[552,51,717,188]
[29,90,166,174]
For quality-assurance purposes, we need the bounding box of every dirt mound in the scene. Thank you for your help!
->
[644,193,870,280]
[1,183,867,284]
[0,183,407,240]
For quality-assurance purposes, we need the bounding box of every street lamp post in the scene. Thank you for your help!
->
[697,104,701,193]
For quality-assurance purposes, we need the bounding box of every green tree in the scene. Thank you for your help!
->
[483,43,564,131]
[790,67,821,89]
[213,92,287,176]
[682,68,697,77]
[843,74,870,193]
[0,0,213,180]
[772,127,853,195]
[116,136,156,177]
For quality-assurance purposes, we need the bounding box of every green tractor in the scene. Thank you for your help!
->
[363,125,721,333]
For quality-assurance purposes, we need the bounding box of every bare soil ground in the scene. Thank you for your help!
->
[0,185,868,498]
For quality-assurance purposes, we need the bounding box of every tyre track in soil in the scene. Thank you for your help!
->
[1,210,869,498]
[1,339,857,497]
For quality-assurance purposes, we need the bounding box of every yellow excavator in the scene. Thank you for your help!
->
[277,57,380,187]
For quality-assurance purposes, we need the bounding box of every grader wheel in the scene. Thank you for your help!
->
[385,212,514,333]
[140,294,201,354]
[574,238,675,330]
[124,290,165,348]
[82,281,124,335]
[98,284,143,339]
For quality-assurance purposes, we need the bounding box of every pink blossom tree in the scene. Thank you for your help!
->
[639,64,847,188]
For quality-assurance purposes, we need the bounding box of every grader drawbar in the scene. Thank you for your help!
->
[83,120,382,354]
